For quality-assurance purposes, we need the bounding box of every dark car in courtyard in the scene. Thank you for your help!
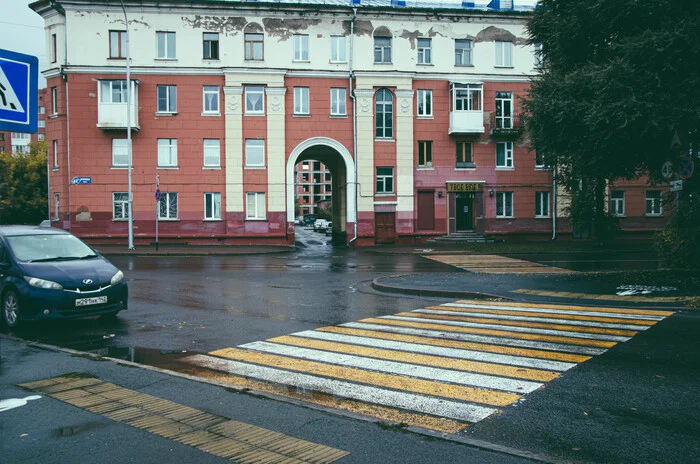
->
[0,226,128,328]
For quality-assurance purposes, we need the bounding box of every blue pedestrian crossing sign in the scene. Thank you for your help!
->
[0,49,38,133]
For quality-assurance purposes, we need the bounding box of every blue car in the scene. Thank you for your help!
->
[0,226,128,328]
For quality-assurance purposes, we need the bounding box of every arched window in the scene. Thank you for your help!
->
[244,23,264,61]
[375,89,393,139]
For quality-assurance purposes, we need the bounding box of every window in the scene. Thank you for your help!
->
[204,192,221,220]
[330,88,346,116]
[454,84,481,111]
[52,140,58,168]
[536,191,550,217]
[157,138,178,167]
[245,33,263,60]
[455,39,472,66]
[374,37,391,63]
[495,91,513,129]
[159,192,178,219]
[39,106,45,114]
[245,85,264,114]
[51,33,57,63]
[611,191,625,216]
[294,87,309,115]
[418,141,432,167]
[376,167,394,194]
[156,31,176,59]
[330,36,346,62]
[203,139,220,167]
[496,142,513,168]
[646,190,662,215]
[203,32,219,60]
[112,139,129,167]
[38,120,45,128]
[38,134,45,141]
[535,151,546,168]
[157,85,177,113]
[246,192,266,220]
[113,192,129,219]
[245,139,265,167]
[53,193,59,220]
[375,89,393,139]
[51,87,57,114]
[456,142,473,167]
[203,86,220,114]
[417,38,431,64]
[495,41,513,67]
[109,31,126,58]
[417,90,432,117]
[496,192,513,217]
[99,80,127,103]
[293,34,309,61]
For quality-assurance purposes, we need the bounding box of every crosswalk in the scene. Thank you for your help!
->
[423,254,575,273]
[183,300,673,434]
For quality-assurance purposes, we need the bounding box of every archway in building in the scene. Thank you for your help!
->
[286,137,355,244]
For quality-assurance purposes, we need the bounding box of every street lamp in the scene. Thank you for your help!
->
[120,0,134,249]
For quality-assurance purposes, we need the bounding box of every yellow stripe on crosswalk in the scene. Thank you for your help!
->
[396,312,639,337]
[456,299,675,317]
[426,306,657,326]
[267,335,559,382]
[210,347,521,407]
[316,326,591,363]
[359,318,617,348]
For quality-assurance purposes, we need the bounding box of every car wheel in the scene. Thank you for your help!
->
[2,289,21,329]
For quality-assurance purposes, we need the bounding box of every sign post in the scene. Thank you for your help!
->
[155,174,160,251]
[0,49,38,133]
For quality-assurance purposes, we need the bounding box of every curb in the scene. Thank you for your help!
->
[95,248,295,257]
[371,275,514,301]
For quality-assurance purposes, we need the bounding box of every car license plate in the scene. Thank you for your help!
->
[75,296,107,307]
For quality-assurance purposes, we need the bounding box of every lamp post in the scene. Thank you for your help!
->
[120,0,134,250]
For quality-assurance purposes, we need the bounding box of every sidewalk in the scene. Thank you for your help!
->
[90,243,294,257]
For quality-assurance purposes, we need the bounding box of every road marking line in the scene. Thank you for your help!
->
[19,375,348,463]
[239,340,546,392]
[416,308,651,331]
[186,354,500,423]
[285,330,575,372]
[454,299,675,317]
[509,289,687,305]
[209,347,521,406]
[438,303,664,322]
[423,255,576,274]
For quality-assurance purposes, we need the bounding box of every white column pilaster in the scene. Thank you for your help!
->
[265,87,287,213]
[394,89,415,214]
[353,89,376,215]
[224,86,243,213]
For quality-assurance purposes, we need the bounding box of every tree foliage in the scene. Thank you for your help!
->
[0,141,48,225]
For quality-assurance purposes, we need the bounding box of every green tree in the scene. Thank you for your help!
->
[0,140,48,224]
[523,0,700,239]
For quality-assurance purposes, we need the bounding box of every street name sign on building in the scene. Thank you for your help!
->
[72,177,92,185]
[669,180,683,192]
[0,49,38,133]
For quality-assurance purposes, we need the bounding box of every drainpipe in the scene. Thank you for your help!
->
[348,7,358,245]
[551,164,557,240]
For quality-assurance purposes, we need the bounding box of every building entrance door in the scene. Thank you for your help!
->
[455,193,474,231]
[375,212,396,243]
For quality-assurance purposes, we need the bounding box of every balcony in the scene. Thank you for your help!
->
[449,111,485,135]
[97,80,140,131]
[449,82,485,135]
[490,113,523,140]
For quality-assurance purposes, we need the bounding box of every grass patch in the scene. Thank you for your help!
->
[377,421,409,432]
[60,372,98,379]
[70,353,107,362]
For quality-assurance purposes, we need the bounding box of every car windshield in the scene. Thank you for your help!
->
[6,234,98,263]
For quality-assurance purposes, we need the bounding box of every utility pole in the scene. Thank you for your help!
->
[121,0,134,250]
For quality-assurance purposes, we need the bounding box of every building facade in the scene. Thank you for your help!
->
[30,0,665,246]
[295,160,332,216]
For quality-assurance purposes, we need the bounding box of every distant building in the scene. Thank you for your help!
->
[0,88,47,153]
[295,160,332,216]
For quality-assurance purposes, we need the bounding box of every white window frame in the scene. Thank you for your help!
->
[293,34,309,61]
[496,191,514,218]
[453,83,482,111]
[375,89,393,139]
[203,139,220,168]
[496,141,514,168]
[113,192,129,220]
[245,139,265,167]
[495,91,513,129]
[244,33,264,61]
[535,191,550,218]
[159,192,178,220]
[418,141,432,168]
[611,191,625,217]
[245,85,265,115]
[455,39,473,66]
[51,87,57,114]
[495,41,513,67]
[330,35,346,63]
[294,87,309,115]
[38,120,45,128]
[330,88,347,116]
[376,167,394,194]
[246,192,266,220]
[156,31,176,59]
[417,90,432,117]
[157,84,177,113]
[99,80,128,104]
[39,106,45,114]
[157,138,178,167]
[646,190,663,216]
[417,38,432,65]
[374,36,391,63]
[202,86,220,114]
[204,192,221,220]
[52,140,58,168]
[112,139,129,167]
[37,134,45,141]
[53,193,59,220]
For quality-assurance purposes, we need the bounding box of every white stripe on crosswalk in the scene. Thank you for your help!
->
[239,341,544,393]
[340,322,608,355]
[184,354,498,422]
[291,330,576,371]
[413,309,649,331]
[382,316,631,342]
[441,302,665,321]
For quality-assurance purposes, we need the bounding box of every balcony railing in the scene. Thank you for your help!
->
[490,113,523,139]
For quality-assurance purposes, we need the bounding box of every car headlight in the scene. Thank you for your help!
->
[110,270,124,285]
[24,276,63,290]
